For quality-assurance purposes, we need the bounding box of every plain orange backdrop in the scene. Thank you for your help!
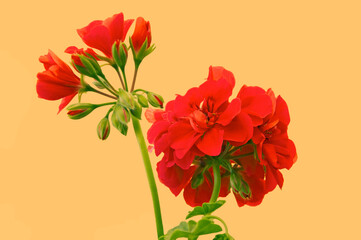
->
[1,0,360,239]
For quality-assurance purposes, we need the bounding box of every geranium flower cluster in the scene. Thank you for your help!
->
[146,66,297,207]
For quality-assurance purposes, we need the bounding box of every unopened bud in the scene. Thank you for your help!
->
[97,117,110,140]
[147,92,164,108]
[118,89,135,110]
[73,55,102,79]
[112,42,128,70]
[112,104,130,125]
[137,94,149,107]
[67,103,97,120]
[230,170,242,193]
[111,105,129,136]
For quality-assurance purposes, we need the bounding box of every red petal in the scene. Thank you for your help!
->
[265,165,284,193]
[183,176,212,207]
[79,25,112,57]
[169,121,200,158]
[157,160,196,196]
[207,66,235,89]
[58,93,77,113]
[217,98,241,126]
[196,127,224,156]
[223,112,253,145]
[36,72,78,100]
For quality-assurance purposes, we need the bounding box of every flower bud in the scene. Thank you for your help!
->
[97,117,110,140]
[130,17,154,66]
[73,55,102,79]
[230,170,242,193]
[67,103,97,120]
[118,88,135,109]
[130,100,142,119]
[112,42,128,71]
[112,103,130,125]
[147,92,164,108]
[111,104,129,136]
[137,94,149,107]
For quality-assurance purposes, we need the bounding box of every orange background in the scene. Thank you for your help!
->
[1,0,360,239]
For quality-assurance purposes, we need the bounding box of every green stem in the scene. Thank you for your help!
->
[115,68,126,90]
[210,159,221,203]
[90,88,118,100]
[97,76,118,96]
[121,68,129,91]
[131,116,164,238]
[206,215,229,234]
[130,66,139,92]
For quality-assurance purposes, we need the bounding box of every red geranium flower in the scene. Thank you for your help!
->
[36,50,81,113]
[77,12,134,58]
[238,86,297,192]
[131,17,151,53]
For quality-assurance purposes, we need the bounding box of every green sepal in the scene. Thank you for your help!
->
[77,55,98,79]
[186,200,226,219]
[84,53,103,77]
[130,100,142,119]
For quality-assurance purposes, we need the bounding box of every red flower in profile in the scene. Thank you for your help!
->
[36,50,81,113]
[77,13,134,58]
[131,17,151,53]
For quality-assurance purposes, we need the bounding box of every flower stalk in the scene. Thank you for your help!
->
[210,159,221,203]
[131,116,164,238]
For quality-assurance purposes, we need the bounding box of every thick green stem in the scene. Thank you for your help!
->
[131,116,164,238]
[210,160,221,203]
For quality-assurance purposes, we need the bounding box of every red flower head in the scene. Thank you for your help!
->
[36,50,81,113]
[131,17,151,53]
[147,66,262,207]
[77,13,134,58]
[238,86,297,192]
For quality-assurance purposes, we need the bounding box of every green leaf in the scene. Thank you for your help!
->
[192,218,222,236]
[163,218,222,240]
[213,233,234,240]
[186,200,226,219]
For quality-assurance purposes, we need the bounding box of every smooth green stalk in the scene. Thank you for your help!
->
[131,116,164,238]
[115,67,126,90]
[121,68,129,91]
[89,87,118,100]
[205,215,229,235]
[210,159,221,203]
[130,66,139,92]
